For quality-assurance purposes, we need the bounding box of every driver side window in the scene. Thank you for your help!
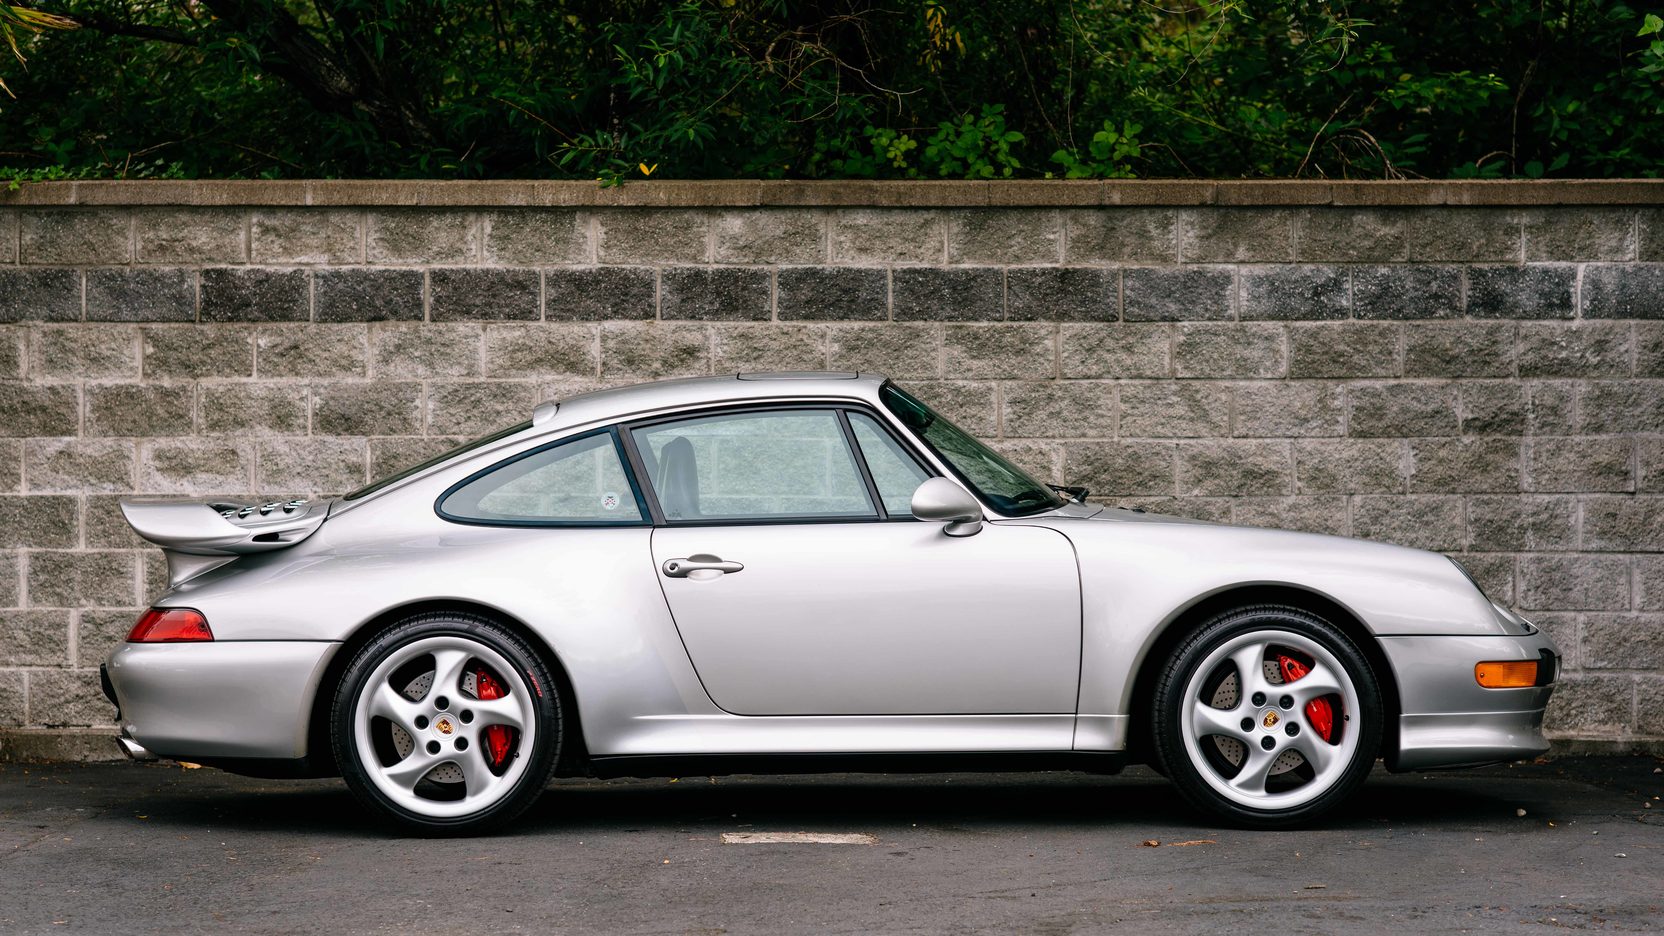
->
[631,409,877,522]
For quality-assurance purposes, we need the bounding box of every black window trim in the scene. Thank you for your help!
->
[433,425,654,529]
[428,396,970,531]
[836,408,889,521]
[619,401,936,529]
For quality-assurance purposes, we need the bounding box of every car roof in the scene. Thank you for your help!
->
[538,372,889,432]
[331,373,896,514]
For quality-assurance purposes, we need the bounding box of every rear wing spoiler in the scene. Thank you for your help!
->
[120,498,330,588]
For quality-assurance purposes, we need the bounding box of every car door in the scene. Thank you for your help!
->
[629,405,1082,716]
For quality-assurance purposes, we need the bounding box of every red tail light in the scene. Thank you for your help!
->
[128,608,213,643]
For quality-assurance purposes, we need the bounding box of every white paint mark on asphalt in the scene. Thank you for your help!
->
[721,832,876,845]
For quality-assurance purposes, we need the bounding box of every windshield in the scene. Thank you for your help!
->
[343,421,533,501]
[881,383,1065,516]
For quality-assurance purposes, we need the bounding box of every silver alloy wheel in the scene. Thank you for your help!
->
[352,634,537,820]
[1178,628,1361,811]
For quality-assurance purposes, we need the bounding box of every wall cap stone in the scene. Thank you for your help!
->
[2,179,1662,208]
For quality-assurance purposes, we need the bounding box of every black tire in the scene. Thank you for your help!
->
[331,612,562,835]
[1151,604,1382,829]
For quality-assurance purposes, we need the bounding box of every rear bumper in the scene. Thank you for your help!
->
[1379,629,1559,772]
[104,640,340,761]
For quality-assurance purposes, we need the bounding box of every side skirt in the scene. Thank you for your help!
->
[179,751,1129,781]
[582,751,1127,780]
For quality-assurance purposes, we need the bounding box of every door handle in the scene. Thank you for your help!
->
[662,554,745,578]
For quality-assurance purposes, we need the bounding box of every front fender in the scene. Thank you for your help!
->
[1033,513,1504,722]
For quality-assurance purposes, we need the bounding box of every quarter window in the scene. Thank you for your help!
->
[632,410,876,522]
[847,413,930,517]
[439,431,644,524]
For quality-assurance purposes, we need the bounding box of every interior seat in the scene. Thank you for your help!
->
[656,436,700,519]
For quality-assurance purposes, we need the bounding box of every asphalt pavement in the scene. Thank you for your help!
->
[1,757,1660,934]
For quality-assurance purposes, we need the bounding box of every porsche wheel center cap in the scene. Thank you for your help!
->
[433,716,456,736]
[1261,710,1280,730]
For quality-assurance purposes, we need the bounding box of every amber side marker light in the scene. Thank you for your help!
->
[128,608,213,643]
[1475,660,1537,688]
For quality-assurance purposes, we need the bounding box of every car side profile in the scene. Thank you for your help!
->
[105,373,1560,834]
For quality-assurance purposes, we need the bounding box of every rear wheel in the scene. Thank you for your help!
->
[331,613,560,835]
[1152,604,1381,828]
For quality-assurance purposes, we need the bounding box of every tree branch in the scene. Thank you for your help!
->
[197,0,438,147]
[66,12,196,47]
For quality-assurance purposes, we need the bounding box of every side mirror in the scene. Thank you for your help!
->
[910,478,983,537]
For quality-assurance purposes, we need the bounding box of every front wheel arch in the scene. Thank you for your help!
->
[304,599,589,778]
[1124,584,1400,769]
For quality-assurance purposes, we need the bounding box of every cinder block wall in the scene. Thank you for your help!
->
[1,180,1661,758]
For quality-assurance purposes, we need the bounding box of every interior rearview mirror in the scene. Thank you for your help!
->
[910,478,983,537]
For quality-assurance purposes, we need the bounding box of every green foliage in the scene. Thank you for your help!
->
[0,1,1661,180]
[815,125,920,178]
[0,3,75,96]
[1052,121,1142,179]
[819,105,1023,179]
[923,105,1023,178]
[1641,13,1664,108]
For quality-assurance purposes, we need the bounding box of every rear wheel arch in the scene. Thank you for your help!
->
[1123,583,1401,766]
[305,599,590,778]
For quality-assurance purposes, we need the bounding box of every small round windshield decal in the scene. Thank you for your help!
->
[601,492,620,511]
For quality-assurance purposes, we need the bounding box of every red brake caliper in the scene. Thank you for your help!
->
[474,668,514,769]
[1277,654,1335,743]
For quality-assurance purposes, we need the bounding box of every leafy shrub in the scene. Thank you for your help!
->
[0,1,1659,180]
[1053,121,1142,179]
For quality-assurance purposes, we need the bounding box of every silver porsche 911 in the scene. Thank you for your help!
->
[105,373,1559,834]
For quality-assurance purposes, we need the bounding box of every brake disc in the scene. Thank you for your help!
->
[389,671,462,785]
[1210,667,1303,775]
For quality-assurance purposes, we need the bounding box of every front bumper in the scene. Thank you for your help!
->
[1379,629,1559,772]
[104,640,340,761]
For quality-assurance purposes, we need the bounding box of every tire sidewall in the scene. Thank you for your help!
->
[331,614,561,835]
[1154,605,1383,828]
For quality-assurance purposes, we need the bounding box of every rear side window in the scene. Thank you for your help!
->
[439,431,645,525]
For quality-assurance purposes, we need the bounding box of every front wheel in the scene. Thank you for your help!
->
[1152,604,1382,828]
[331,613,561,835]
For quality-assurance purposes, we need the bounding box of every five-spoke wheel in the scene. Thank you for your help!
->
[333,613,560,834]
[1154,604,1381,827]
